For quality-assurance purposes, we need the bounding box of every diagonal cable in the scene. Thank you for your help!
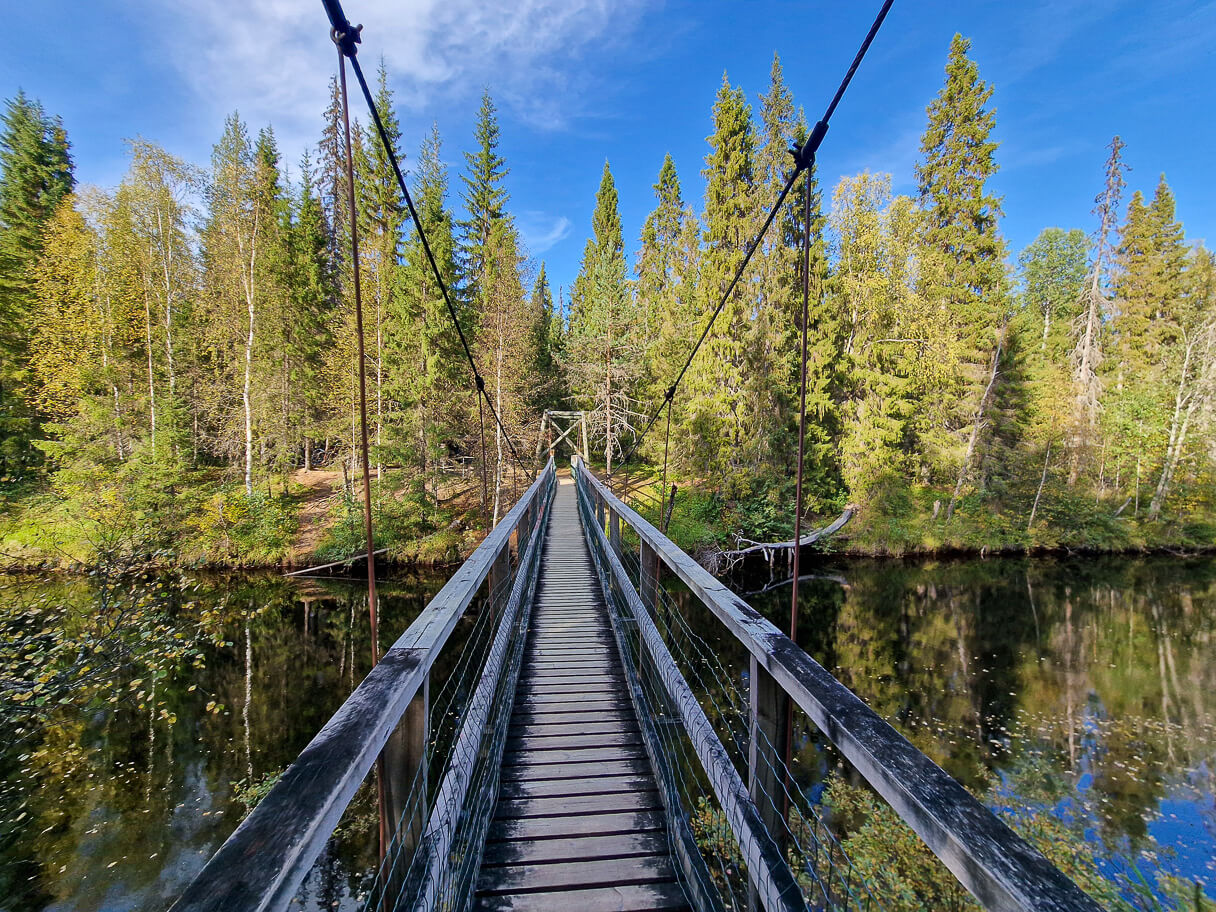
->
[323,1,533,481]
[619,0,895,471]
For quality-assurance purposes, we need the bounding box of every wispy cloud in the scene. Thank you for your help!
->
[518,211,572,255]
[137,0,650,157]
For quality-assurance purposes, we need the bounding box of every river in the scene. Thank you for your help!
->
[1,555,1212,910]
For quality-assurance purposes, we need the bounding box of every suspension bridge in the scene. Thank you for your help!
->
[170,458,1099,912]
[168,1,1104,909]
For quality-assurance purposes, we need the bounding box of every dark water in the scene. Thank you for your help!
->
[1,555,1213,910]
[0,571,446,912]
[737,553,1216,902]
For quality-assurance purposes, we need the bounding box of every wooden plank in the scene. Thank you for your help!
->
[487,809,666,842]
[517,684,620,698]
[510,710,633,726]
[480,831,669,866]
[498,758,650,782]
[519,673,622,686]
[505,731,642,752]
[508,720,633,738]
[510,705,632,719]
[520,660,618,674]
[494,791,661,820]
[501,746,648,768]
[499,775,655,800]
[473,882,688,912]
[514,692,630,708]
[477,855,675,894]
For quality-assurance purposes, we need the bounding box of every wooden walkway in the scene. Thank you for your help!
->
[475,477,690,912]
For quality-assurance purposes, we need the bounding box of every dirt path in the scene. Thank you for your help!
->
[288,468,345,566]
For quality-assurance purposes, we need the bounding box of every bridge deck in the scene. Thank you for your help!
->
[474,478,689,912]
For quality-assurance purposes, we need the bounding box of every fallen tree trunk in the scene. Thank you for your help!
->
[704,507,856,574]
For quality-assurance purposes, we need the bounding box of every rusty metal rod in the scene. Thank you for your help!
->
[336,39,386,860]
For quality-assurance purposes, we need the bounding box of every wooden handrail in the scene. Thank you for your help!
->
[574,473,805,912]
[171,458,557,912]
[573,457,1101,912]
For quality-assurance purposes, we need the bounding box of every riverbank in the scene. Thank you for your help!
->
[0,466,494,573]
[614,470,1216,564]
[3,463,1213,573]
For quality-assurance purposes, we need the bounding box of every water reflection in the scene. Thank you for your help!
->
[3,555,1213,909]
[739,554,1216,899]
[1,571,444,912]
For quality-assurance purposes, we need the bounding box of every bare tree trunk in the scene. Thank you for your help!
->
[242,282,255,496]
[946,333,1003,521]
[493,367,503,527]
[143,287,157,459]
[375,284,383,486]
[1028,440,1052,532]
[1148,337,1197,520]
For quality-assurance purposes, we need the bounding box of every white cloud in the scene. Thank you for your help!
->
[518,211,572,255]
[138,0,649,160]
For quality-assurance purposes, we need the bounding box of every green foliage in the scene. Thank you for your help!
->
[0,91,75,484]
[0,566,220,736]
[230,770,283,811]
[190,489,296,565]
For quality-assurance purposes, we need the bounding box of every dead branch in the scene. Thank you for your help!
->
[703,506,856,574]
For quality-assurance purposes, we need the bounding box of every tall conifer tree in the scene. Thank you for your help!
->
[915,34,1009,510]
[0,91,74,477]
[459,91,509,307]
[568,161,636,473]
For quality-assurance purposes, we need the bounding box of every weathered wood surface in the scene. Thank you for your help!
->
[476,478,690,912]
[170,461,556,912]
[575,459,1104,912]
[577,470,806,912]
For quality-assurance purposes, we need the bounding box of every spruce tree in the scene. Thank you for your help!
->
[915,34,1009,506]
[1114,177,1187,374]
[394,123,463,499]
[529,263,565,411]
[830,174,925,499]
[567,161,636,473]
[459,91,509,306]
[0,91,74,479]
[636,153,698,410]
[757,55,836,496]
[286,152,336,471]
[354,63,405,473]
[682,74,760,482]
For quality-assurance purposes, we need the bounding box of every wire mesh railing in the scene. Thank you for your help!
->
[170,459,556,912]
[575,460,873,912]
[363,466,552,912]
[574,458,1104,912]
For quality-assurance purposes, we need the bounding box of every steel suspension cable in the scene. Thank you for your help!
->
[334,39,388,862]
[323,0,534,484]
[617,0,895,474]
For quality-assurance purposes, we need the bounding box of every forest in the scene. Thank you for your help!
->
[1,33,1214,569]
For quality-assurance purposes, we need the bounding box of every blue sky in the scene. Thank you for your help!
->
[4,0,1214,300]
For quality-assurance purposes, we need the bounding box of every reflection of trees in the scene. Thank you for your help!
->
[746,553,1216,895]
[2,571,445,912]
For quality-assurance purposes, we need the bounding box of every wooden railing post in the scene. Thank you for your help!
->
[639,540,659,613]
[609,507,622,562]
[488,541,511,619]
[748,654,789,910]
[382,672,429,863]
